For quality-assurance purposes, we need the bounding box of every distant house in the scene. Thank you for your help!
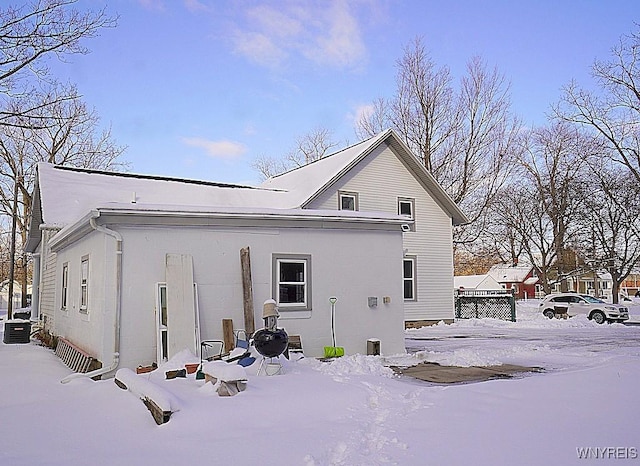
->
[25,129,466,378]
[620,270,640,298]
[454,274,502,292]
[0,280,31,310]
[487,264,539,299]
[565,271,614,300]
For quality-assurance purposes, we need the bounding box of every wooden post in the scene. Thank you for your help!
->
[222,318,235,352]
[240,247,255,335]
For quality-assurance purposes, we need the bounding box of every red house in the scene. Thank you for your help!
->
[487,264,539,299]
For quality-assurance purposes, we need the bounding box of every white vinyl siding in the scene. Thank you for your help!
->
[307,143,455,322]
[40,229,59,332]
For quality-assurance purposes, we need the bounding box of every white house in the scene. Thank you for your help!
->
[25,129,466,378]
[261,129,468,326]
[453,274,502,291]
[0,280,31,310]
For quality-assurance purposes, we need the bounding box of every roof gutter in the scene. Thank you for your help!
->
[61,213,122,383]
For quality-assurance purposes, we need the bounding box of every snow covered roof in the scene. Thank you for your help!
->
[260,132,387,206]
[26,129,468,251]
[34,162,296,228]
[25,163,290,251]
[487,264,535,283]
[261,129,468,225]
[454,274,502,290]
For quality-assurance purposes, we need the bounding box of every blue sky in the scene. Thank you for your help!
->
[50,0,639,185]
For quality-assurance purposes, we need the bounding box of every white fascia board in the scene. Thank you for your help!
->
[98,207,411,232]
[48,205,410,252]
[48,211,101,252]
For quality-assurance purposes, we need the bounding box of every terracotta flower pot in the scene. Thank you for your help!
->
[185,363,199,374]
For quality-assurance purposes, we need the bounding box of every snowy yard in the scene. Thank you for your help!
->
[1,301,639,466]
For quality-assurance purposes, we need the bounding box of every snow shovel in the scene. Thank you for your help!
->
[323,346,345,358]
[324,297,344,358]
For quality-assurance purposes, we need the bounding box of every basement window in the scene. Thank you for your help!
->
[273,254,312,311]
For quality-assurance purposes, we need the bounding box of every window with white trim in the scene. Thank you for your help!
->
[61,262,69,310]
[339,191,359,211]
[398,197,415,231]
[273,254,312,311]
[403,257,416,301]
[156,283,168,363]
[80,256,89,313]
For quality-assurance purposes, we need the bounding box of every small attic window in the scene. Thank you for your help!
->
[339,191,359,211]
[398,197,415,231]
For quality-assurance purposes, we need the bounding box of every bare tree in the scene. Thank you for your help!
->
[0,87,125,312]
[252,127,340,179]
[577,166,640,303]
[356,37,457,173]
[0,84,126,236]
[0,0,120,240]
[391,38,458,173]
[0,1,118,315]
[252,155,291,180]
[514,121,600,291]
[0,0,116,124]
[355,97,390,140]
[449,57,522,245]
[356,38,522,246]
[555,26,640,182]
[493,180,558,294]
[482,190,527,266]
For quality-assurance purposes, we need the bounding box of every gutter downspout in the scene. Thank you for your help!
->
[61,215,122,383]
[30,253,40,322]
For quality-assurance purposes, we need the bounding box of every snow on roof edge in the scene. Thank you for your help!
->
[50,163,270,191]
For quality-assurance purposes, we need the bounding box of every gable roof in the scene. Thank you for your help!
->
[260,129,468,225]
[26,129,468,252]
[487,264,535,283]
[454,274,502,290]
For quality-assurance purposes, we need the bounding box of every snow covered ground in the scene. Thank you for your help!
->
[1,301,639,466]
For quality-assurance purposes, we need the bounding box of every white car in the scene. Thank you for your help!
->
[540,293,629,324]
